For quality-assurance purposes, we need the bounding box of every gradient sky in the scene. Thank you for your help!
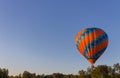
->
[0,0,120,75]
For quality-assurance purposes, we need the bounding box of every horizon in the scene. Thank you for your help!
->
[0,63,119,76]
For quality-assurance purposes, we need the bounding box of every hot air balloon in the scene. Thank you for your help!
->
[74,27,108,66]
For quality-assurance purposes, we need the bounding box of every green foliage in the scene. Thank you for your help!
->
[91,65,109,78]
[0,63,120,78]
[78,70,86,78]
[22,71,33,78]
[52,73,64,78]
[0,68,9,78]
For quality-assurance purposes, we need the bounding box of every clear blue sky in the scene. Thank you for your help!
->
[0,0,120,75]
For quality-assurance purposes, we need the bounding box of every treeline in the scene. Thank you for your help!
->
[0,63,120,78]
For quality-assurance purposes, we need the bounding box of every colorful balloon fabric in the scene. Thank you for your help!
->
[74,27,108,65]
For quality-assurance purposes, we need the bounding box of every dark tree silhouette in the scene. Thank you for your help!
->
[1,63,120,78]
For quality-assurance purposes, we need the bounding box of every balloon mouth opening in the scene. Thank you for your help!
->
[88,58,96,65]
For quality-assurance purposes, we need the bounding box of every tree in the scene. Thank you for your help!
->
[32,73,36,78]
[52,73,64,78]
[78,70,86,78]
[63,75,69,78]
[22,71,32,78]
[91,65,109,78]
[113,63,120,74]
[0,68,9,78]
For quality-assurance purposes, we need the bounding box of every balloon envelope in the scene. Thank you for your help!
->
[74,27,108,65]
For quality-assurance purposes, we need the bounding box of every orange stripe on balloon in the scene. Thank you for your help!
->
[78,38,85,54]
[75,29,85,54]
[88,58,96,64]
[87,39,108,57]
[75,29,85,42]
[78,29,104,53]
[77,47,83,55]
